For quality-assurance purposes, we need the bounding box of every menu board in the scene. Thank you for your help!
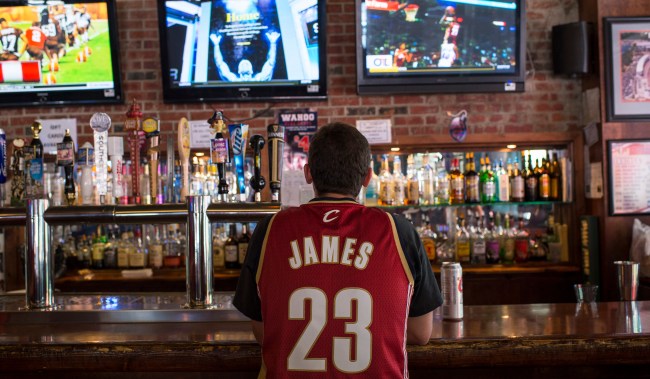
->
[608,140,650,215]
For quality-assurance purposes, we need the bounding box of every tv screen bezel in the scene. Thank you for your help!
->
[156,0,328,104]
[0,0,123,108]
[355,0,527,95]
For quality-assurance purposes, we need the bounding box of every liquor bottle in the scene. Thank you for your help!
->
[449,158,465,204]
[550,153,561,201]
[103,227,118,269]
[163,225,182,268]
[365,156,379,206]
[225,224,240,269]
[455,216,470,263]
[176,226,186,268]
[117,231,130,269]
[190,157,203,196]
[141,163,152,205]
[393,156,406,205]
[500,214,515,264]
[523,153,538,201]
[238,223,251,266]
[510,157,525,202]
[485,212,500,264]
[435,157,450,205]
[205,164,218,203]
[538,157,551,200]
[419,216,436,263]
[470,215,486,264]
[91,226,106,269]
[148,226,164,269]
[173,162,182,203]
[212,224,226,270]
[78,234,91,269]
[405,154,419,205]
[497,159,510,202]
[51,166,65,206]
[514,216,530,263]
[464,153,479,203]
[129,228,146,269]
[435,225,453,263]
[417,154,433,205]
[378,155,395,206]
[480,155,497,203]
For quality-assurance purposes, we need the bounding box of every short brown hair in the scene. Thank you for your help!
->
[308,122,370,197]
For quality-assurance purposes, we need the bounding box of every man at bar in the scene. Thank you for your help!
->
[234,122,442,378]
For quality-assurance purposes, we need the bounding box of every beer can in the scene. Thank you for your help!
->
[0,129,5,184]
[441,262,463,320]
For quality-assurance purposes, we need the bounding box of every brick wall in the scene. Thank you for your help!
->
[0,0,581,144]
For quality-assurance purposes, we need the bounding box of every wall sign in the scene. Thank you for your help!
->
[608,140,650,215]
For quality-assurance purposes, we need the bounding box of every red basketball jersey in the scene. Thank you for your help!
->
[256,200,414,378]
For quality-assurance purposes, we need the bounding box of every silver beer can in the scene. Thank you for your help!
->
[441,262,463,320]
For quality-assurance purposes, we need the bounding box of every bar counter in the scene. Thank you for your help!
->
[1,294,649,378]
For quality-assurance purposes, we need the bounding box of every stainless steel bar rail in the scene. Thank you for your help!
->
[0,200,280,310]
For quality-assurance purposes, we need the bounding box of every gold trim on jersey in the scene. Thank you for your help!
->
[256,213,279,283]
[305,200,359,205]
[387,213,415,285]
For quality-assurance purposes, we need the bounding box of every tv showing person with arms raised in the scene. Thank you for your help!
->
[234,122,442,378]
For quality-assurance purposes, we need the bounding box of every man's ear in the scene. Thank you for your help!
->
[303,163,313,184]
[362,167,372,187]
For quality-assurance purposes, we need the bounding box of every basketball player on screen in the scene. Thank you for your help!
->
[234,122,442,378]
[439,5,460,45]
[0,18,27,61]
[209,31,280,82]
[438,41,458,67]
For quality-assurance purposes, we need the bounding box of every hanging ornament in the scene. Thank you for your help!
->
[448,109,468,142]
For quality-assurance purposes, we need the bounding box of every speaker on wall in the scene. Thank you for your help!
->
[552,21,594,77]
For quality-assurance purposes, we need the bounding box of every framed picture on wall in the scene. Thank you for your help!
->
[607,140,650,216]
[604,17,650,122]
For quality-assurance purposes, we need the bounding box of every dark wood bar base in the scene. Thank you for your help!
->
[1,298,650,378]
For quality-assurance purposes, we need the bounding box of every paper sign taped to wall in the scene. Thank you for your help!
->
[356,119,392,144]
[37,118,78,155]
[189,120,212,149]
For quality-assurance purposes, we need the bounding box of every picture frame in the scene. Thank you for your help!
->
[604,17,650,122]
[607,139,650,216]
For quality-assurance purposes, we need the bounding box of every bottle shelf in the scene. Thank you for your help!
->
[373,200,570,211]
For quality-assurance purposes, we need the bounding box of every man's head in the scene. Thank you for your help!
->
[307,122,371,197]
[238,59,253,79]
[0,18,7,28]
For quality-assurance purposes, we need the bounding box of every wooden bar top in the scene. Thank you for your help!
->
[1,296,649,377]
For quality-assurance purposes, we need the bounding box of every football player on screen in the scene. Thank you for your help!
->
[209,31,280,82]
[0,18,28,61]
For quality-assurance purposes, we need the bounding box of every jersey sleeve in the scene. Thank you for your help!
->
[390,213,443,317]
[233,214,273,321]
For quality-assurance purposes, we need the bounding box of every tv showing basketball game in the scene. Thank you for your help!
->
[0,0,122,107]
[157,0,327,103]
[356,0,526,94]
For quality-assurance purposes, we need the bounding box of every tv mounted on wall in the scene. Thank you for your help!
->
[157,0,327,103]
[356,0,526,95]
[0,0,123,107]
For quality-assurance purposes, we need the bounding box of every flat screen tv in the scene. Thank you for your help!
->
[157,0,327,103]
[0,0,122,107]
[356,0,526,95]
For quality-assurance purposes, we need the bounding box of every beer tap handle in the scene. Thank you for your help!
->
[249,135,266,202]
[267,124,284,202]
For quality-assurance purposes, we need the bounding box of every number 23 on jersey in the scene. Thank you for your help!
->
[288,287,372,374]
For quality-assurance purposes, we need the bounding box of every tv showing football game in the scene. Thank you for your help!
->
[356,0,526,94]
[157,0,327,103]
[0,0,122,107]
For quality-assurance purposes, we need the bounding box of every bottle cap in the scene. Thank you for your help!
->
[108,136,124,156]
